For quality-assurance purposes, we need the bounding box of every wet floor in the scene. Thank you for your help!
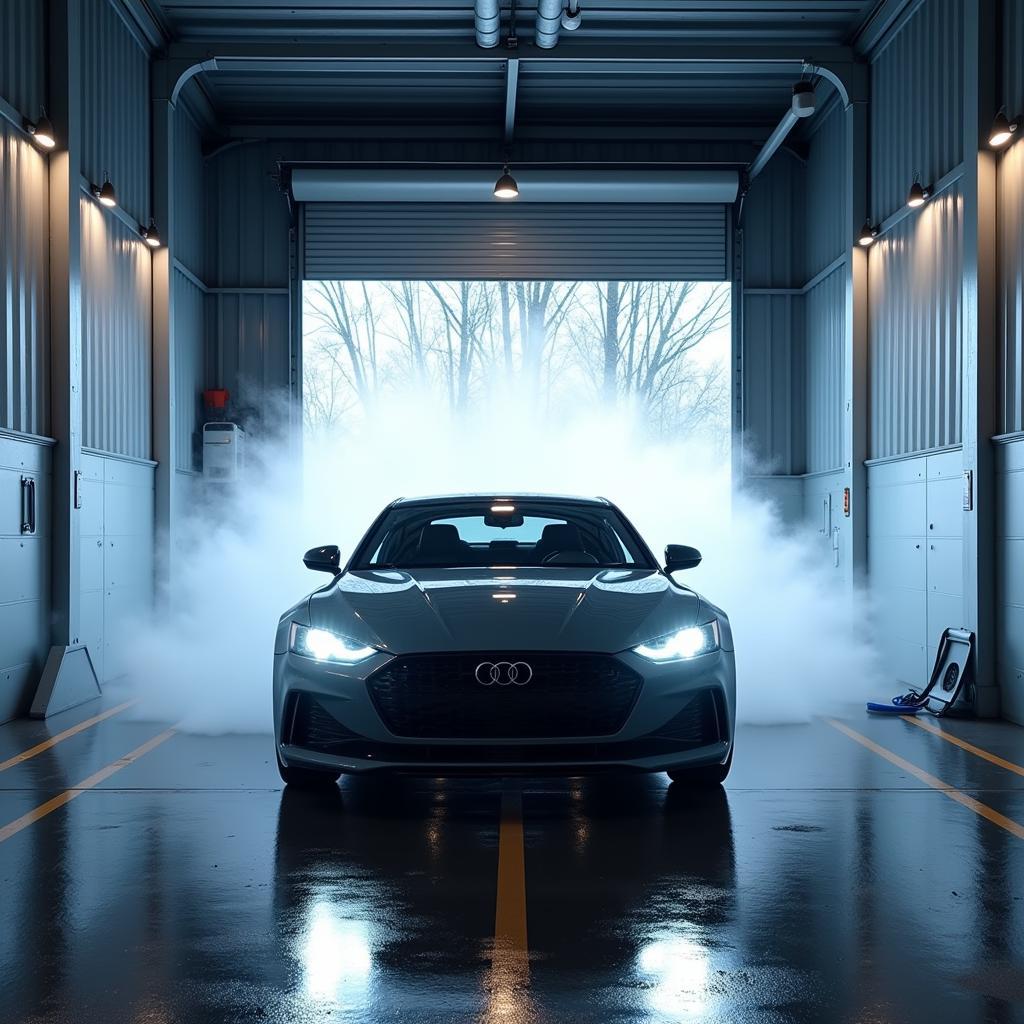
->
[1,700,1023,1023]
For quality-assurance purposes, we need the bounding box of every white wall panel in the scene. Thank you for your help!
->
[868,185,963,459]
[81,197,153,459]
[867,449,963,690]
[0,435,51,723]
[79,452,155,685]
[996,437,1024,724]
[0,121,48,437]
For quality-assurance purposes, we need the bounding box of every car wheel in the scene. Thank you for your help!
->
[666,748,733,786]
[276,750,341,788]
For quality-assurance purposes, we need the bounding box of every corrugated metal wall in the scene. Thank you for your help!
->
[742,154,806,289]
[805,268,845,473]
[741,154,807,475]
[742,293,805,473]
[805,100,848,279]
[171,95,208,473]
[172,99,206,280]
[0,0,44,118]
[1001,138,1024,435]
[207,141,290,289]
[868,185,963,459]
[869,0,964,224]
[1004,0,1024,127]
[206,294,290,426]
[173,271,205,472]
[0,120,48,437]
[80,0,151,224]
[1000,1,1024,436]
[80,197,153,459]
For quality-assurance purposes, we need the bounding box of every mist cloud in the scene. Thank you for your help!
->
[119,388,876,733]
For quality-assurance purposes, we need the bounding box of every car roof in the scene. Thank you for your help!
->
[390,493,611,508]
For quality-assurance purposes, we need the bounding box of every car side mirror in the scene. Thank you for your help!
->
[665,544,702,572]
[303,544,342,574]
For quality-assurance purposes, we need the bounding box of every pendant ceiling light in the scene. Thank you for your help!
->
[493,164,519,200]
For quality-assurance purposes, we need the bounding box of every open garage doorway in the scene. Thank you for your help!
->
[301,280,732,457]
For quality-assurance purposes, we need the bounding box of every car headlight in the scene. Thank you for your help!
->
[290,623,376,664]
[633,621,720,661]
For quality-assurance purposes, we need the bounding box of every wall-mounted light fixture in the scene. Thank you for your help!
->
[91,175,117,208]
[906,175,930,209]
[24,109,56,150]
[141,220,160,248]
[92,175,118,208]
[988,108,1019,148]
[493,163,519,199]
[857,220,878,247]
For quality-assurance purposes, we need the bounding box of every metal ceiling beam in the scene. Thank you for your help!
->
[157,40,864,108]
[504,58,519,144]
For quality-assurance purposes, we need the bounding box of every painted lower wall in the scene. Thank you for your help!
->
[801,469,849,587]
[0,433,51,723]
[867,448,964,691]
[78,451,154,685]
[996,436,1024,724]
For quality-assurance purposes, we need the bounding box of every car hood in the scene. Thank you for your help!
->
[306,567,702,655]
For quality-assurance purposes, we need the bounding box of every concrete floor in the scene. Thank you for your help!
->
[1,700,1023,1023]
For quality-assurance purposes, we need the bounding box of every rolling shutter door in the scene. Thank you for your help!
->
[302,203,729,281]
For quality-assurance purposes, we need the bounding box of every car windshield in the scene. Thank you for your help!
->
[352,499,654,570]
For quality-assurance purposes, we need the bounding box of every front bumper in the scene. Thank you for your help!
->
[273,647,736,775]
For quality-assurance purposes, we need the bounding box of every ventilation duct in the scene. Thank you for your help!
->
[474,0,501,47]
[536,0,563,47]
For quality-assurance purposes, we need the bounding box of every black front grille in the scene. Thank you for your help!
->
[367,653,643,739]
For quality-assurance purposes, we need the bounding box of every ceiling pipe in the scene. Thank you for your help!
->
[536,0,563,48]
[474,0,501,47]
[748,80,815,181]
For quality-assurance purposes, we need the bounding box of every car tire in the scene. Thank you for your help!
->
[276,751,340,788]
[666,748,733,786]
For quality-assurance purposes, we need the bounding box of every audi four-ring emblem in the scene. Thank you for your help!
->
[475,661,533,686]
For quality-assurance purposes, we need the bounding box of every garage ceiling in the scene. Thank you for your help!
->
[127,1,899,146]
[140,1,881,45]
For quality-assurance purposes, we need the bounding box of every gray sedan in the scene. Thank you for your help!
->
[273,494,735,786]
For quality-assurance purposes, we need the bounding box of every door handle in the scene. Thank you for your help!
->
[20,476,36,535]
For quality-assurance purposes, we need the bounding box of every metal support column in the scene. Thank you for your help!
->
[843,70,870,586]
[151,65,177,595]
[961,0,999,716]
[32,0,101,717]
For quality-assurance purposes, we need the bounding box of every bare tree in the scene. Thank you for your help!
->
[303,281,382,412]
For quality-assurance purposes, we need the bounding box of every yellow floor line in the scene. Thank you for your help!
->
[482,786,531,1023]
[494,787,529,962]
[0,728,175,844]
[0,700,138,773]
[904,715,1024,777]
[825,718,1024,840]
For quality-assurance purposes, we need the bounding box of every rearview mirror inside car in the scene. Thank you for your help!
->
[303,544,342,574]
[664,544,702,572]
